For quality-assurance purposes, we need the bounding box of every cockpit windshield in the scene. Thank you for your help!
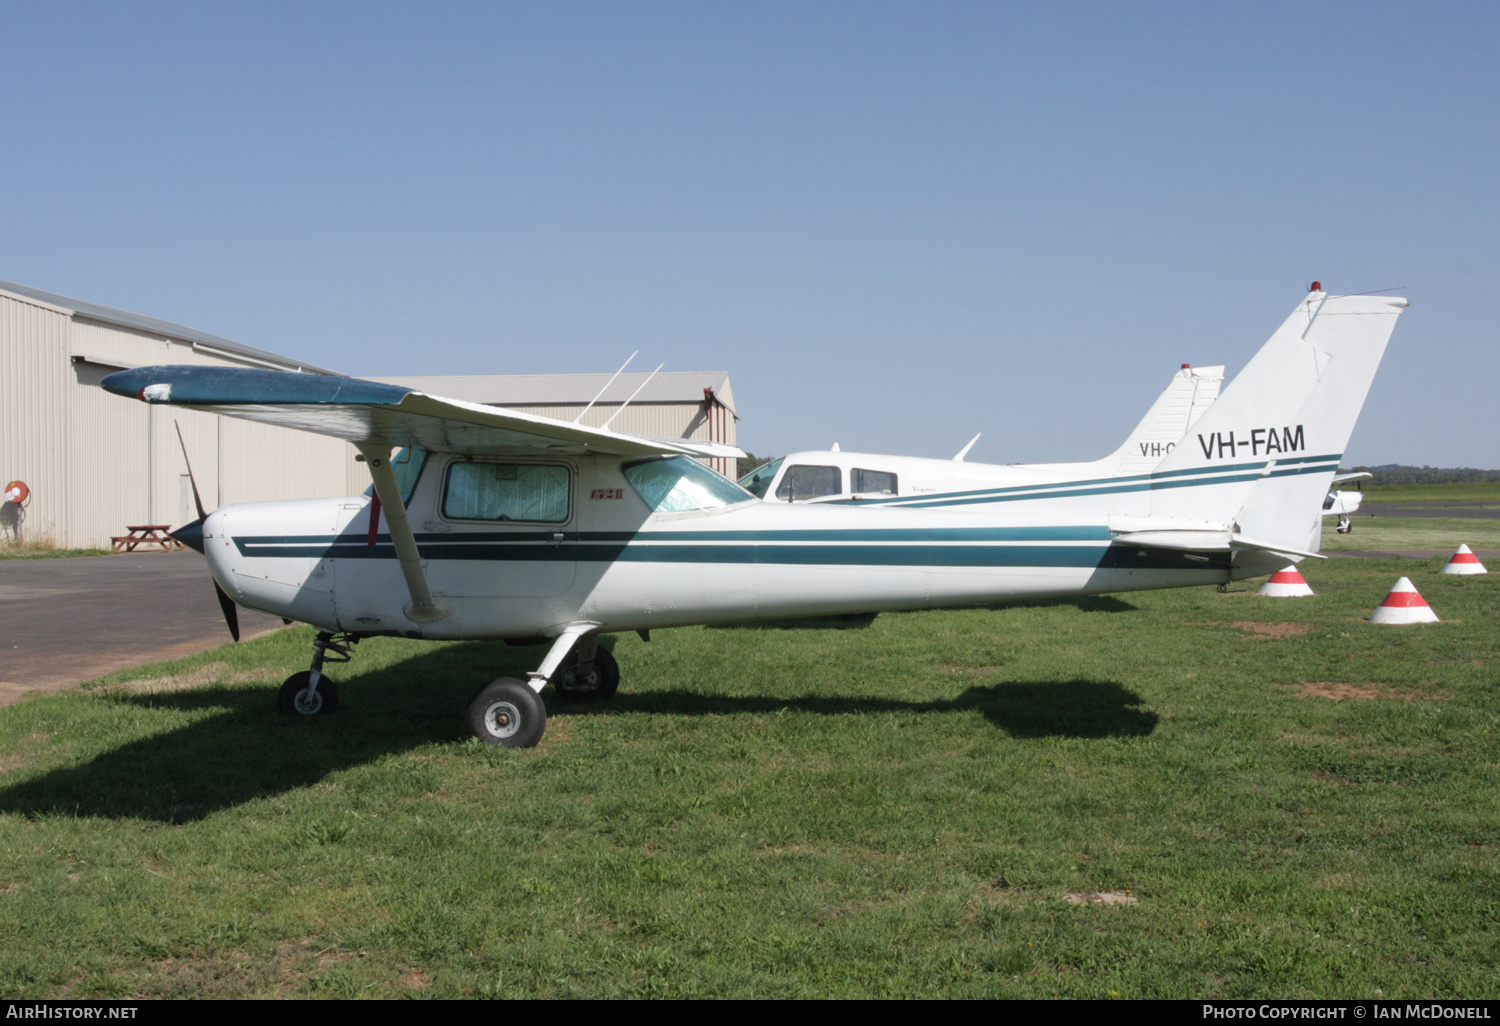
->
[624,455,755,513]
[736,457,783,499]
[362,446,429,505]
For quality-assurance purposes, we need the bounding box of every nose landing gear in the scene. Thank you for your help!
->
[279,671,339,715]
[279,631,357,716]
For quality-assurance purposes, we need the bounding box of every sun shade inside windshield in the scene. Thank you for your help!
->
[443,462,571,522]
[624,455,753,512]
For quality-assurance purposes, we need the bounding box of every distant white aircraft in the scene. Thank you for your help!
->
[739,363,1224,503]
[101,288,1405,748]
[1323,471,1372,533]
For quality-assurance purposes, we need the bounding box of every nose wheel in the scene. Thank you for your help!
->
[278,630,355,715]
[279,671,339,715]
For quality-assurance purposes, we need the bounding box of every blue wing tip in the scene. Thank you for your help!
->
[100,366,412,406]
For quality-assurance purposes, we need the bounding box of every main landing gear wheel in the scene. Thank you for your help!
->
[278,671,339,715]
[552,647,620,704]
[468,678,547,748]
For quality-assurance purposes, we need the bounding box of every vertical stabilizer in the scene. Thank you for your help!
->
[1149,290,1407,550]
[1096,364,1224,475]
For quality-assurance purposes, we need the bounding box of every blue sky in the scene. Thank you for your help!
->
[4,2,1496,467]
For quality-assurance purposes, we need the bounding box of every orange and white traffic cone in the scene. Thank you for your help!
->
[1369,577,1440,624]
[1259,564,1315,597]
[1441,544,1488,576]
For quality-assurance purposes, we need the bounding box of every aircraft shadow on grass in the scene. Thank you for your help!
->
[565,681,1158,742]
[0,640,1155,824]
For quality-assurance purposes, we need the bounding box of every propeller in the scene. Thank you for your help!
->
[171,422,240,642]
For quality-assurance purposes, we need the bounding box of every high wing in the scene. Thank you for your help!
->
[1333,472,1373,484]
[99,365,744,460]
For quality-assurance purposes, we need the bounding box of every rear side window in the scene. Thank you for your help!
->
[443,462,571,522]
[852,468,897,495]
[775,465,841,500]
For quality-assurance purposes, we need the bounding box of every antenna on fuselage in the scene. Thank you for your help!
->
[953,433,981,461]
[601,363,665,430]
[574,351,637,424]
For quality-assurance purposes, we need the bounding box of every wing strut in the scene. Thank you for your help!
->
[356,443,450,623]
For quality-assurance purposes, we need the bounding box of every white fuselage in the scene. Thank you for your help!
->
[742,364,1225,504]
[1324,489,1363,516]
[744,450,1118,504]
[201,451,1284,640]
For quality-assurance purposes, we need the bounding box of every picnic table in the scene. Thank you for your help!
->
[111,525,183,552]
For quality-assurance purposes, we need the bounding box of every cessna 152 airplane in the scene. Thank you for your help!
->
[1324,472,1373,533]
[101,288,1405,749]
[739,363,1225,503]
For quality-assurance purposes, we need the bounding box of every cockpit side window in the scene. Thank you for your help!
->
[363,446,429,505]
[775,465,841,501]
[391,447,429,504]
[851,468,897,495]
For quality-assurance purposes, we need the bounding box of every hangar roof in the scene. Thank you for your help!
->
[0,278,339,375]
[374,371,738,417]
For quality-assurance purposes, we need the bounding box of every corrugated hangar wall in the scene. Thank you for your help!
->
[2,282,746,550]
[1,294,70,541]
[1,287,363,549]
[495,403,737,477]
[373,373,741,478]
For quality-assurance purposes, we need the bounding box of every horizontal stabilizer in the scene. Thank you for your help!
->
[1111,529,1233,551]
[1229,533,1327,561]
[1109,524,1324,561]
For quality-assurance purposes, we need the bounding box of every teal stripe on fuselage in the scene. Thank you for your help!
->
[231,538,1203,569]
[883,471,1267,509]
[596,525,1114,543]
[866,453,1342,510]
[233,537,1230,572]
[607,543,1111,568]
[233,524,1115,556]
[234,525,1117,567]
[1269,452,1345,466]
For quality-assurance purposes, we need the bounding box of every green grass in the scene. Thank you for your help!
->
[1360,483,1500,503]
[1321,517,1500,553]
[0,559,1495,998]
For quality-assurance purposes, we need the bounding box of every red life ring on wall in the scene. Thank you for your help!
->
[3,481,27,505]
